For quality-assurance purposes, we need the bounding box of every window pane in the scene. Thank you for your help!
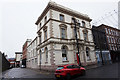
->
[39,35,41,44]
[61,28,66,39]
[62,46,67,61]
[84,33,87,41]
[86,47,90,60]
[82,21,85,27]
[44,16,47,23]
[44,30,47,40]
[46,48,48,62]
[60,14,64,21]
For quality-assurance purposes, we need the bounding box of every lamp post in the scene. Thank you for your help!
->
[72,18,81,66]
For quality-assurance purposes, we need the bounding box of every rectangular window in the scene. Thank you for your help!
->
[111,30,113,35]
[109,44,111,50]
[82,21,85,27]
[44,30,47,40]
[84,33,87,41]
[35,58,37,64]
[72,18,75,23]
[111,37,113,43]
[107,36,110,43]
[40,23,41,28]
[39,35,41,44]
[105,28,108,34]
[61,28,66,39]
[62,50,67,61]
[44,16,47,23]
[113,38,115,43]
[110,37,112,43]
[60,14,64,22]
[109,29,111,34]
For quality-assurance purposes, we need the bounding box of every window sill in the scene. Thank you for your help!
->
[62,60,69,62]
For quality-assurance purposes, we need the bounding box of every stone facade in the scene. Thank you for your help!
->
[34,1,97,71]
[26,37,39,69]
[22,39,32,67]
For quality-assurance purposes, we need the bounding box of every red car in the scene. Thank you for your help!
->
[55,64,86,80]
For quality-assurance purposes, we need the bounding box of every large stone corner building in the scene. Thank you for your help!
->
[29,1,96,71]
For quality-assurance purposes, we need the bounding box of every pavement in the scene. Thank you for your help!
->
[1,62,120,80]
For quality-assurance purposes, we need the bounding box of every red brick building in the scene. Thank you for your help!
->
[103,24,120,51]
[22,39,31,67]
[92,24,120,63]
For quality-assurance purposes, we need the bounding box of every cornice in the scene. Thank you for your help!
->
[35,1,92,25]
[37,18,91,34]
[37,37,94,49]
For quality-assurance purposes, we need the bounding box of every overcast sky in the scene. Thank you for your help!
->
[0,0,119,58]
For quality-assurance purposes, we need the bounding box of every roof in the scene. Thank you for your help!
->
[23,39,32,48]
[97,24,120,31]
[35,1,92,25]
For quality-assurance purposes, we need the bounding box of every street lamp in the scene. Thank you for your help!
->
[72,18,81,66]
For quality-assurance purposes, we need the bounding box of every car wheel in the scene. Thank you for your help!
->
[66,74,71,80]
[82,70,86,76]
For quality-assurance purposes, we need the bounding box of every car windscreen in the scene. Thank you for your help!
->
[56,67,64,70]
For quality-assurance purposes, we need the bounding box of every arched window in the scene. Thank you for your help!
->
[61,45,68,61]
[45,47,48,62]
[86,47,91,60]
[59,24,67,39]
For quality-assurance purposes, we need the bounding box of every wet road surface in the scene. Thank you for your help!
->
[2,62,119,80]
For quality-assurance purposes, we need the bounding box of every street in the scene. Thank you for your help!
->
[2,63,119,80]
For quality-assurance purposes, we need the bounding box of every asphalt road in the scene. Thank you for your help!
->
[2,62,119,80]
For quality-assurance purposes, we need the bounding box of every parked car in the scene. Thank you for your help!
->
[55,64,86,80]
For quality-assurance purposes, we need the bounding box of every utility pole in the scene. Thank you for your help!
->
[73,18,81,66]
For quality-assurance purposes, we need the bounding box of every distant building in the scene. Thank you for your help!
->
[8,58,15,68]
[0,52,10,71]
[27,37,38,68]
[92,24,120,63]
[34,1,96,71]
[92,25,111,64]
[22,39,32,67]
[15,52,22,67]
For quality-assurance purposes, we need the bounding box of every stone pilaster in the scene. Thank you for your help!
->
[50,43,55,65]
[49,9,54,37]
